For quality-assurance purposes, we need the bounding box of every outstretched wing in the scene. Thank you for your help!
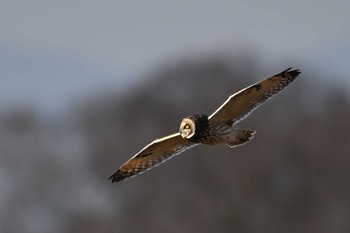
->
[109,133,197,183]
[208,68,300,125]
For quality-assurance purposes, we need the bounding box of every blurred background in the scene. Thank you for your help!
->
[1,1,350,233]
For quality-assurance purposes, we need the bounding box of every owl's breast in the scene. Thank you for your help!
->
[187,123,233,145]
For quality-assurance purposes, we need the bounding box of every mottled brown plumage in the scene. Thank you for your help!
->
[109,67,300,183]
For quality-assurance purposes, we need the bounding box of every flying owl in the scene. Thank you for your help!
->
[109,67,300,183]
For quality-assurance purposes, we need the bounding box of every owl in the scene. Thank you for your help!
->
[109,67,300,183]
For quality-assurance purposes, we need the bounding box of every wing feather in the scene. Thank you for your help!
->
[208,68,300,125]
[108,133,196,183]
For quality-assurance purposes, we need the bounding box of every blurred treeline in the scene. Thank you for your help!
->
[1,55,349,233]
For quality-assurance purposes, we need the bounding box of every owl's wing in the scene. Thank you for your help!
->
[109,133,197,183]
[208,68,300,125]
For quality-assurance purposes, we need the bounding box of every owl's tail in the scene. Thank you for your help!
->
[226,129,256,148]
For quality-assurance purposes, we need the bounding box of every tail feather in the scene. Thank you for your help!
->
[226,129,256,148]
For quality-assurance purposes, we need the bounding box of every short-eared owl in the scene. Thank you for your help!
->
[109,68,300,183]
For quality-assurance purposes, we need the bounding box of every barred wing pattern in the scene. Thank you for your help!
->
[209,68,300,125]
[108,133,197,183]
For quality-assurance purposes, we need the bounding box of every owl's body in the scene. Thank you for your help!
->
[180,114,255,147]
[109,68,301,183]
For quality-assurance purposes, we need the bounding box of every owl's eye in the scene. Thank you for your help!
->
[184,124,190,129]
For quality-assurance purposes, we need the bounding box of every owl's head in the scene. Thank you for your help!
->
[179,114,208,141]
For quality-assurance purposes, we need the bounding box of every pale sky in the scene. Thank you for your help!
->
[1,0,349,114]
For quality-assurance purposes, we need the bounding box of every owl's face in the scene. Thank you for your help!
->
[179,118,196,139]
[179,114,209,141]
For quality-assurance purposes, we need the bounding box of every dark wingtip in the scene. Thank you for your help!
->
[278,67,301,78]
[108,174,116,183]
[108,169,131,183]
[108,171,121,183]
